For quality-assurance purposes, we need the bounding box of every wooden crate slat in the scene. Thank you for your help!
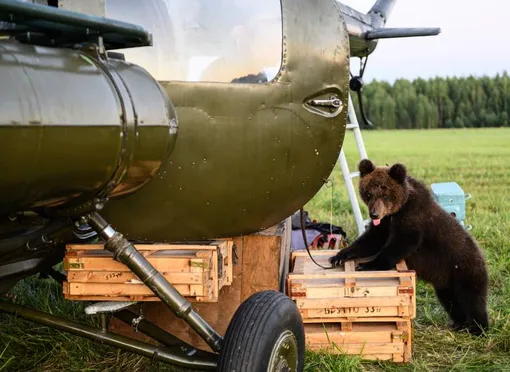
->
[301,305,409,320]
[296,295,411,309]
[288,271,414,280]
[67,271,207,284]
[306,322,401,343]
[301,316,411,323]
[291,280,402,298]
[307,343,404,355]
[304,320,412,363]
[66,282,206,297]
[305,284,400,298]
[64,257,208,272]
[66,243,220,251]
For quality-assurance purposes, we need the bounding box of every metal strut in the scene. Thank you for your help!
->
[338,94,371,236]
[0,301,217,370]
[85,212,224,353]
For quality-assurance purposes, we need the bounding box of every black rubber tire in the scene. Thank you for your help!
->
[217,290,305,372]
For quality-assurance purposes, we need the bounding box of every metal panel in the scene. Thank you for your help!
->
[101,0,350,242]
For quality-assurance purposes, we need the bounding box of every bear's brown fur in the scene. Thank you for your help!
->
[330,159,489,335]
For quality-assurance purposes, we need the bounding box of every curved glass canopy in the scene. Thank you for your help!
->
[106,0,283,84]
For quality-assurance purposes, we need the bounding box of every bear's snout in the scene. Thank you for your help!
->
[368,199,387,221]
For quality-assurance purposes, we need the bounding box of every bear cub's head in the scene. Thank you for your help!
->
[358,159,409,226]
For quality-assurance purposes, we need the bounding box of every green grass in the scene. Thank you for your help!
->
[304,127,510,371]
[1,128,510,371]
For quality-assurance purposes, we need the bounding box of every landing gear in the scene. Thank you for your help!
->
[218,290,305,372]
[0,211,306,371]
[85,212,224,353]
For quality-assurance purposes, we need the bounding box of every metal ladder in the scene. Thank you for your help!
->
[338,94,370,237]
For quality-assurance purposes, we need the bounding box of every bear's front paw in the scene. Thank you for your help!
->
[329,253,345,267]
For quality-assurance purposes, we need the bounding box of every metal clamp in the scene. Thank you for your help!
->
[132,314,143,332]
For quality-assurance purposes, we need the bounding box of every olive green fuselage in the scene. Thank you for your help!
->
[100,0,350,241]
[0,0,351,243]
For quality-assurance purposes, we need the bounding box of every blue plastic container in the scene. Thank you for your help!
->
[430,182,472,229]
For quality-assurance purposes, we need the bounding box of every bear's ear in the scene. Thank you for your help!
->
[359,159,375,177]
[389,163,407,184]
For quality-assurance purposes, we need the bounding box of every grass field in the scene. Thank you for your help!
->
[304,127,510,371]
[1,128,509,371]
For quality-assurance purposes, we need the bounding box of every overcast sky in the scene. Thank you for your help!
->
[340,0,510,83]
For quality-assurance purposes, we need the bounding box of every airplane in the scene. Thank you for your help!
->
[0,0,439,370]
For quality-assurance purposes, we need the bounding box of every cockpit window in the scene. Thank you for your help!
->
[106,0,283,84]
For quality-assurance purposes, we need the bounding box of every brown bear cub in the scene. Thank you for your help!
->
[329,159,489,336]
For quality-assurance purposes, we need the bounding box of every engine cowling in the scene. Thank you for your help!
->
[0,41,177,216]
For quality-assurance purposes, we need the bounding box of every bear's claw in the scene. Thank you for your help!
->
[329,255,343,267]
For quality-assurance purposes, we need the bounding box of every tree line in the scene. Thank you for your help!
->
[351,72,509,129]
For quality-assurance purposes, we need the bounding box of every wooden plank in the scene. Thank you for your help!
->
[292,250,343,258]
[395,261,408,271]
[296,296,411,309]
[301,316,412,323]
[291,283,401,299]
[63,294,214,303]
[307,342,404,355]
[64,294,161,302]
[218,240,233,289]
[301,306,409,319]
[64,257,207,272]
[344,260,356,287]
[288,271,414,280]
[341,322,353,331]
[411,275,416,318]
[397,320,412,362]
[66,282,205,297]
[241,234,281,302]
[66,243,221,251]
[304,321,411,363]
[305,323,401,343]
[67,271,206,284]
[290,276,401,287]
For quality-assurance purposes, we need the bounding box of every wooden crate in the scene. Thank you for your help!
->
[287,250,416,322]
[63,240,233,303]
[305,320,412,363]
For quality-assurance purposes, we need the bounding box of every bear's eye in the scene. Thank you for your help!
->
[366,192,372,199]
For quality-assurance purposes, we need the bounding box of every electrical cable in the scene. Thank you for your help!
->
[299,208,335,270]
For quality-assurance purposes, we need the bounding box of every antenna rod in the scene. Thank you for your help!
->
[366,27,441,40]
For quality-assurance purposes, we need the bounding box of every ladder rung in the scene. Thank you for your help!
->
[349,171,360,178]
[346,123,358,129]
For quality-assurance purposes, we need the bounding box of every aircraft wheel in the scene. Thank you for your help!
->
[217,290,305,372]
